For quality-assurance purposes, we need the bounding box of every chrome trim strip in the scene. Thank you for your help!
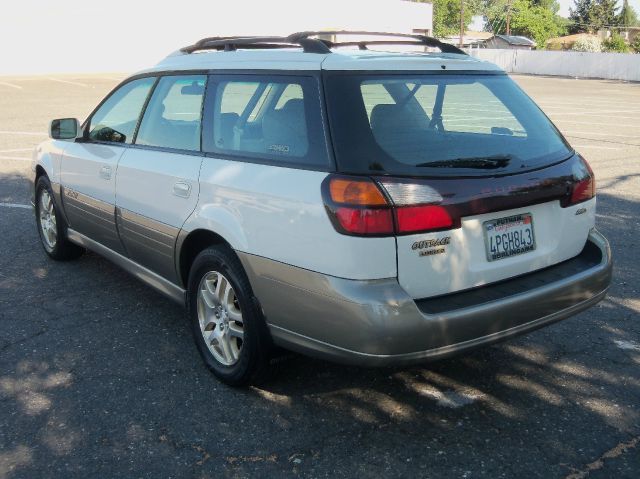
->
[66,228,185,305]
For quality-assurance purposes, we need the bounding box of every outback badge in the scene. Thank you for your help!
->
[412,237,450,257]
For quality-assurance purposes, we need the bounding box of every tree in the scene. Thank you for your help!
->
[569,0,620,33]
[569,0,594,33]
[485,0,568,47]
[410,0,479,38]
[618,0,639,26]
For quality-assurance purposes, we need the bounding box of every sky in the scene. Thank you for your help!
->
[1,0,638,74]
[0,0,432,74]
[558,0,640,17]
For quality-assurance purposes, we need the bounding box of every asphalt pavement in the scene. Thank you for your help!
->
[0,74,638,478]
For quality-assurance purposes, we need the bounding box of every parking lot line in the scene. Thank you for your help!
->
[0,81,23,90]
[47,77,88,88]
[0,156,31,161]
[0,202,31,209]
[0,130,46,136]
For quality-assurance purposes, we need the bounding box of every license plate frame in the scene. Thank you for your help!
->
[483,213,536,262]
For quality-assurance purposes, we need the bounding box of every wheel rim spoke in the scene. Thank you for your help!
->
[38,190,57,249]
[196,270,244,367]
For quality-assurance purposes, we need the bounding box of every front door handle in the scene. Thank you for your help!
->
[173,181,192,198]
[99,165,112,180]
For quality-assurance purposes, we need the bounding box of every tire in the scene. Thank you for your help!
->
[35,176,84,261]
[187,245,271,386]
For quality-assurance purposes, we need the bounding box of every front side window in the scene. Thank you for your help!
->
[325,73,572,176]
[88,77,155,144]
[203,75,329,168]
[136,75,206,151]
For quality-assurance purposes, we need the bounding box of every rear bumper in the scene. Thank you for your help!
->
[239,229,612,366]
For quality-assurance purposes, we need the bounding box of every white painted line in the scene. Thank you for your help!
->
[572,144,621,151]
[614,340,640,352]
[0,81,23,90]
[0,130,46,136]
[47,77,88,88]
[0,203,31,209]
[551,119,640,128]
[0,148,34,153]
[564,131,640,140]
[0,156,31,161]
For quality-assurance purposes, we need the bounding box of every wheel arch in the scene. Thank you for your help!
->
[176,229,239,289]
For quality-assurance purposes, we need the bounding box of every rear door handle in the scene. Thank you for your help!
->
[173,181,192,198]
[99,165,112,180]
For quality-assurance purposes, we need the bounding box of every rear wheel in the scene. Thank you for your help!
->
[35,176,84,261]
[187,246,270,386]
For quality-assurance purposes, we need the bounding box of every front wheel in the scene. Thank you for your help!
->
[187,246,271,386]
[35,176,84,261]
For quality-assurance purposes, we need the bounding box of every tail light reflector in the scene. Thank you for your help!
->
[335,207,394,235]
[569,158,595,205]
[395,205,453,233]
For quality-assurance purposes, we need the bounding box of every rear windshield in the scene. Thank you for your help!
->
[324,73,573,176]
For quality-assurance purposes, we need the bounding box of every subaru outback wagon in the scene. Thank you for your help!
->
[33,32,612,385]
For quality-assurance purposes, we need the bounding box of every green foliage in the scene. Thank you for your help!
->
[485,0,568,48]
[618,0,639,26]
[569,0,622,33]
[410,0,479,38]
[631,35,640,52]
[603,32,631,51]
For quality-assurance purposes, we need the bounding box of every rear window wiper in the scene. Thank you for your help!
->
[415,156,512,169]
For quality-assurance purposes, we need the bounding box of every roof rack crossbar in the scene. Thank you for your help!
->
[180,31,467,55]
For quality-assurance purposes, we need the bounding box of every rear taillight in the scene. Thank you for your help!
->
[322,176,394,236]
[568,158,595,205]
[322,175,453,236]
[395,205,453,233]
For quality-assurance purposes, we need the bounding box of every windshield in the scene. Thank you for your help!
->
[324,73,573,176]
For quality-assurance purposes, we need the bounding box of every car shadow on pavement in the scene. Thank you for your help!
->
[1,181,638,478]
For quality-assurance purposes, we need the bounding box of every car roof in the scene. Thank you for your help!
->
[138,49,502,75]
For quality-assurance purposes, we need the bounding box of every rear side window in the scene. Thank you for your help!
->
[202,75,329,168]
[88,77,155,144]
[135,75,206,151]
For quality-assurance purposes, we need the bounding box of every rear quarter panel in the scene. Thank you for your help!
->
[184,157,397,280]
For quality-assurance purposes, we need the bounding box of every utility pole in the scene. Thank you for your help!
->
[506,0,512,36]
[459,0,464,48]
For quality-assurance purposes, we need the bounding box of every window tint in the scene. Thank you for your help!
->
[203,75,329,168]
[326,74,571,177]
[135,75,206,151]
[89,78,155,144]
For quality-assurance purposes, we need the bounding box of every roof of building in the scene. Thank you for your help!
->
[494,34,536,46]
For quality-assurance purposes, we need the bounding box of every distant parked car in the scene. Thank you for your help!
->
[33,32,612,385]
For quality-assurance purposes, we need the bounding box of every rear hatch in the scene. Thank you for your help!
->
[323,71,596,299]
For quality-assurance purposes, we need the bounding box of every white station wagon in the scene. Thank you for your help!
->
[33,32,612,385]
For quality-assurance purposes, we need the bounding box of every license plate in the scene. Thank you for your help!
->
[483,213,536,262]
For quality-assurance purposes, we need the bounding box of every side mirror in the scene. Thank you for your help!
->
[49,118,82,140]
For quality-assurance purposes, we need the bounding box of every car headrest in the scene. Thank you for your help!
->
[262,99,308,156]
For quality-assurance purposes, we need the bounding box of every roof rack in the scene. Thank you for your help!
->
[180,31,467,55]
